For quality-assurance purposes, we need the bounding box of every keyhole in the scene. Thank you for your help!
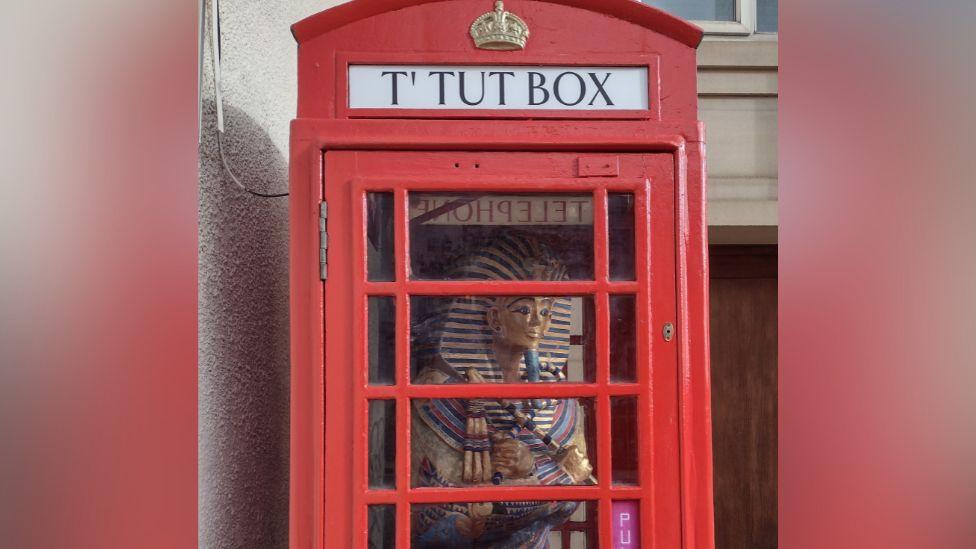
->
[663,322,675,342]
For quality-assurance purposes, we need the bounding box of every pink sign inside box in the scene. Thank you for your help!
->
[611,500,640,547]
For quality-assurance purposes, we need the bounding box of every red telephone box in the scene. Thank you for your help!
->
[289,1,712,547]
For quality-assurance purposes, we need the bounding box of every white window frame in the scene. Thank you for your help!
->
[692,0,756,36]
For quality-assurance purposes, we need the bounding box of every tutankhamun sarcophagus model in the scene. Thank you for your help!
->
[410,236,592,546]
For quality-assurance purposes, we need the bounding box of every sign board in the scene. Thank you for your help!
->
[349,65,649,110]
[613,500,641,547]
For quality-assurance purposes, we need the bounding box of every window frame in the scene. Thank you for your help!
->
[645,0,778,37]
[693,0,756,36]
[355,180,650,547]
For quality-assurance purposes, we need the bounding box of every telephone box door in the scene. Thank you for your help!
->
[322,150,682,547]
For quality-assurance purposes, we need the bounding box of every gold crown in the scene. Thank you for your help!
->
[470,1,529,51]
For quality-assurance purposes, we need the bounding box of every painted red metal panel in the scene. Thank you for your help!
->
[293,0,700,121]
[321,153,356,547]
[579,156,620,177]
[308,151,681,547]
[289,138,323,549]
[292,0,704,49]
[289,2,711,548]
[679,140,715,549]
[290,124,711,549]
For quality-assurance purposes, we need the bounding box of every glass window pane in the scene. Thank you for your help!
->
[409,193,594,280]
[368,296,396,385]
[610,295,637,383]
[557,501,600,547]
[368,505,396,549]
[758,0,778,32]
[412,501,597,547]
[611,397,640,485]
[411,296,594,384]
[609,193,636,281]
[411,398,596,487]
[642,0,735,22]
[368,400,396,489]
[571,531,591,547]
[367,192,395,281]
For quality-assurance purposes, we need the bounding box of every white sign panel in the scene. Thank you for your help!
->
[348,65,649,110]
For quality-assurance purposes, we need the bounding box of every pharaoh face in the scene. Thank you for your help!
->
[487,296,555,350]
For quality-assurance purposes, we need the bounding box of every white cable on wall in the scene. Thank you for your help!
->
[208,0,289,198]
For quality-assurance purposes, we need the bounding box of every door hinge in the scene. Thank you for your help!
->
[319,200,328,281]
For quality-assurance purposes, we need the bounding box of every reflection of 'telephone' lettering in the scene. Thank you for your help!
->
[411,197,593,225]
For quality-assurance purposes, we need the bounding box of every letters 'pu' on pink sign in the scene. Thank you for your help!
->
[612,500,641,548]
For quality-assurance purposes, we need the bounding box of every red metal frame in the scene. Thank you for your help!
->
[291,0,704,49]
[291,121,711,548]
[553,502,599,547]
[291,1,701,123]
[326,151,675,548]
[290,1,712,548]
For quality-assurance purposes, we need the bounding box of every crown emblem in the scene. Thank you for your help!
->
[470,1,529,51]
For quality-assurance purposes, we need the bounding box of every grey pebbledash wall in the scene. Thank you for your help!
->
[198,1,343,548]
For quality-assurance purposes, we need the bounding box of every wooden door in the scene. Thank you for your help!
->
[709,246,778,549]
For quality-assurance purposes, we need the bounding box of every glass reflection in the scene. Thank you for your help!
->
[411,296,595,384]
[368,400,396,489]
[608,193,636,281]
[368,505,395,549]
[368,296,396,385]
[611,397,639,485]
[609,295,637,383]
[409,193,594,280]
[367,192,395,281]
[412,500,597,548]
